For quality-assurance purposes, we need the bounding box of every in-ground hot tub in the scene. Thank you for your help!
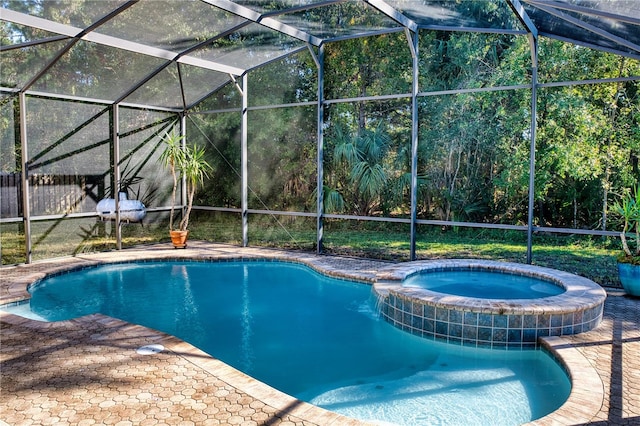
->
[373,260,607,349]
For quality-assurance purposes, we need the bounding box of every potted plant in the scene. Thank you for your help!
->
[160,130,212,248]
[611,185,640,296]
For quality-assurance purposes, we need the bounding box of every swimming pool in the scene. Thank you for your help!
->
[11,260,570,425]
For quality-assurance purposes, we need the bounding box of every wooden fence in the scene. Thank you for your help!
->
[1,173,105,218]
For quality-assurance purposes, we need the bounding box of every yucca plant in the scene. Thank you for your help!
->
[611,185,640,264]
[179,144,212,231]
[160,130,212,233]
[159,130,185,232]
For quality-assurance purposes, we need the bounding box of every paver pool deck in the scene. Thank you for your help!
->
[1,242,638,425]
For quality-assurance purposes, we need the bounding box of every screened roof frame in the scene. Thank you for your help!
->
[2,0,639,264]
[2,0,639,111]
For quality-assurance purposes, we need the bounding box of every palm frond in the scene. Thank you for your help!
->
[352,162,386,199]
[323,185,345,213]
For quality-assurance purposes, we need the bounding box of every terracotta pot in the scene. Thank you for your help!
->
[618,262,640,297]
[170,230,189,249]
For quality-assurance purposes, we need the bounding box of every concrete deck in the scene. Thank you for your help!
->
[1,242,638,425]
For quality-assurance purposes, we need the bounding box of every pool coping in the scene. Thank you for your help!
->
[0,242,606,425]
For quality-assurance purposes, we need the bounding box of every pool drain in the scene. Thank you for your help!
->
[136,344,164,355]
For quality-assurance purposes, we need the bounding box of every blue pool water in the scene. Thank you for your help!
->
[403,270,564,299]
[13,261,570,425]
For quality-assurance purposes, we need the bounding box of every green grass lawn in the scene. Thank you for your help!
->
[320,225,620,287]
[1,214,622,288]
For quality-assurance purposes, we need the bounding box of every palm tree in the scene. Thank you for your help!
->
[326,124,390,216]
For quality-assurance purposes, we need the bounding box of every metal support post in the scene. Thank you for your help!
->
[316,45,325,254]
[241,73,249,247]
[180,113,187,220]
[112,104,122,249]
[409,30,419,261]
[18,92,32,263]
[526,34,538,264]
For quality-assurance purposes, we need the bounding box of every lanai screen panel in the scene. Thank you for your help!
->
[117,108,177,210]
[25,97,110,216]
[190,22,307,72]
[0,24,69,90]
[417,90,532,224]
[523,0,640,57]
[2,0,129,27]
[249,50,318,106]
[232,47,319,212]
[28,40,170,102]
[415,30,534,225]
[324,32,412,99]
[247,105,317,212]
[322,98,412,218]
[418,31,531,91]
[122,63,184,110]
[184,109,244,244]
[0,95,16,177]
[96,0,245,53]
[186,111,242,209]
[0,92,23,264]
[234,0,333,13]
[272,1,404,39]
[194,82,242,111]
[179,66,235,110]
[537,38,640,83]
[0,94,19,226]
[386,0,523,30]
[121,63,233,110]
